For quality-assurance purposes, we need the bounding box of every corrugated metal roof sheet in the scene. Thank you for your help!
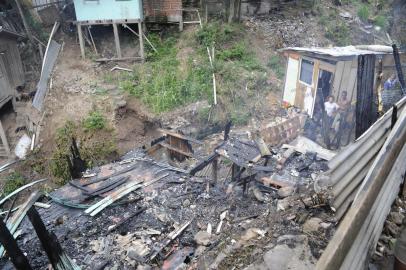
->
[279,45,393,57]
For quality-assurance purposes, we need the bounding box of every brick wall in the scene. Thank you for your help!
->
[144,0,183,22]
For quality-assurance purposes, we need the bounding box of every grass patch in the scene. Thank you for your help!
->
[357,4,370,22]
[374,15,388,30]
[320,11,350,46]
[121,33,212,113]
[2,172,26,196]
[83,111,106,131]
[268,55,285,79]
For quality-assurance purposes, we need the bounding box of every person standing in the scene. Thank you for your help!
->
[324,96,339,124]
[384,74,398,91]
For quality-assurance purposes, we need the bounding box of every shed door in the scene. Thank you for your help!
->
[283,57,299,105]
[0,53,12,102]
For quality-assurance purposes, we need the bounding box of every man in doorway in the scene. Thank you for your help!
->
[324,96,339,123]
[384,74,398,91]
[333,91,350,131]
[337,91,350,112]
[323,96,339,149]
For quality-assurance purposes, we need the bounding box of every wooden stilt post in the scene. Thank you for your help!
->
[0,218,32,270]
[112,23,122,59]
[138,21,145,63]
[179,10,184,31]
[77,23,85,59]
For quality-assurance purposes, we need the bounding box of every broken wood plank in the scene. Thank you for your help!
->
[95,57,143,62]
[85,181,143,216]
[107,206,146,232]
[253,135,271,157]
[0,218,32,270]
[110,66,132,72]
[149,219,193,261]
[83,176,128,197]
[27,207,81,270]
[77,163,139,187]
[158,129,203,144]
[261,176,293,189]
[0,191,41,257]
[158,142,195,158]
[282,136,336,161]
[189,152,219,175]
[85,174,168,216]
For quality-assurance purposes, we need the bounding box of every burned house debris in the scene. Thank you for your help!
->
[0,124,334,269]
[0,1,406,270]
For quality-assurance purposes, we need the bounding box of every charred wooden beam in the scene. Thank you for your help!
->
[189,152,219,175]
[0,218,32,270]
[356,54,378,138]
[27,207,80,270]
[392,44,406,94]
[108,206,146,232]
[158,142,195,158]
[158,128,203,144]
[73,163,138,187]
[391,105,398,129]
[224,121,232,141]
[83,176,128,197]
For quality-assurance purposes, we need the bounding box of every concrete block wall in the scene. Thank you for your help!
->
[260,115,307,146]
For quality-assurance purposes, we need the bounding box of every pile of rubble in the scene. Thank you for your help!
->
[245,14,326,49]
[0,128,335,270]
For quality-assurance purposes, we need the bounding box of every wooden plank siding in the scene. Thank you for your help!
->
[0,36,24,89]
[337,61,353,98]
[331,61,345,99]
[0,34,24,110]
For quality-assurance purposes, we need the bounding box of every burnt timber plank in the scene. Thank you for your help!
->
[158,142,195,158]
[27,207,79,270]
[0,218,32,270]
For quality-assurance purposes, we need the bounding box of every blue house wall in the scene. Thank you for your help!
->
[73,0,143,21]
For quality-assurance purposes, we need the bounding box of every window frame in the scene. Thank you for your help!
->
[298,57,315,87]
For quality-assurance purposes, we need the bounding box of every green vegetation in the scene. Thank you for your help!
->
[319,10,350,46]
[118,22,266,126]
[83,111,106,131]
[268,55,285,79]
[2,172,26,195]
[326,21,350,46]
[25,11,49,42]
[357,4,370,22]
[49,112,117,184]
[374,15,388,30]
[121,34,212,113]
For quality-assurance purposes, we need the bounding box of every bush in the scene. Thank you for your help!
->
[325,20,350,46]
[196,22,237,47]
[122,35,213,113]
[83,111,106,131]
[357,4,370,22]
[374,15,388,29]
[2,172,26,195]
